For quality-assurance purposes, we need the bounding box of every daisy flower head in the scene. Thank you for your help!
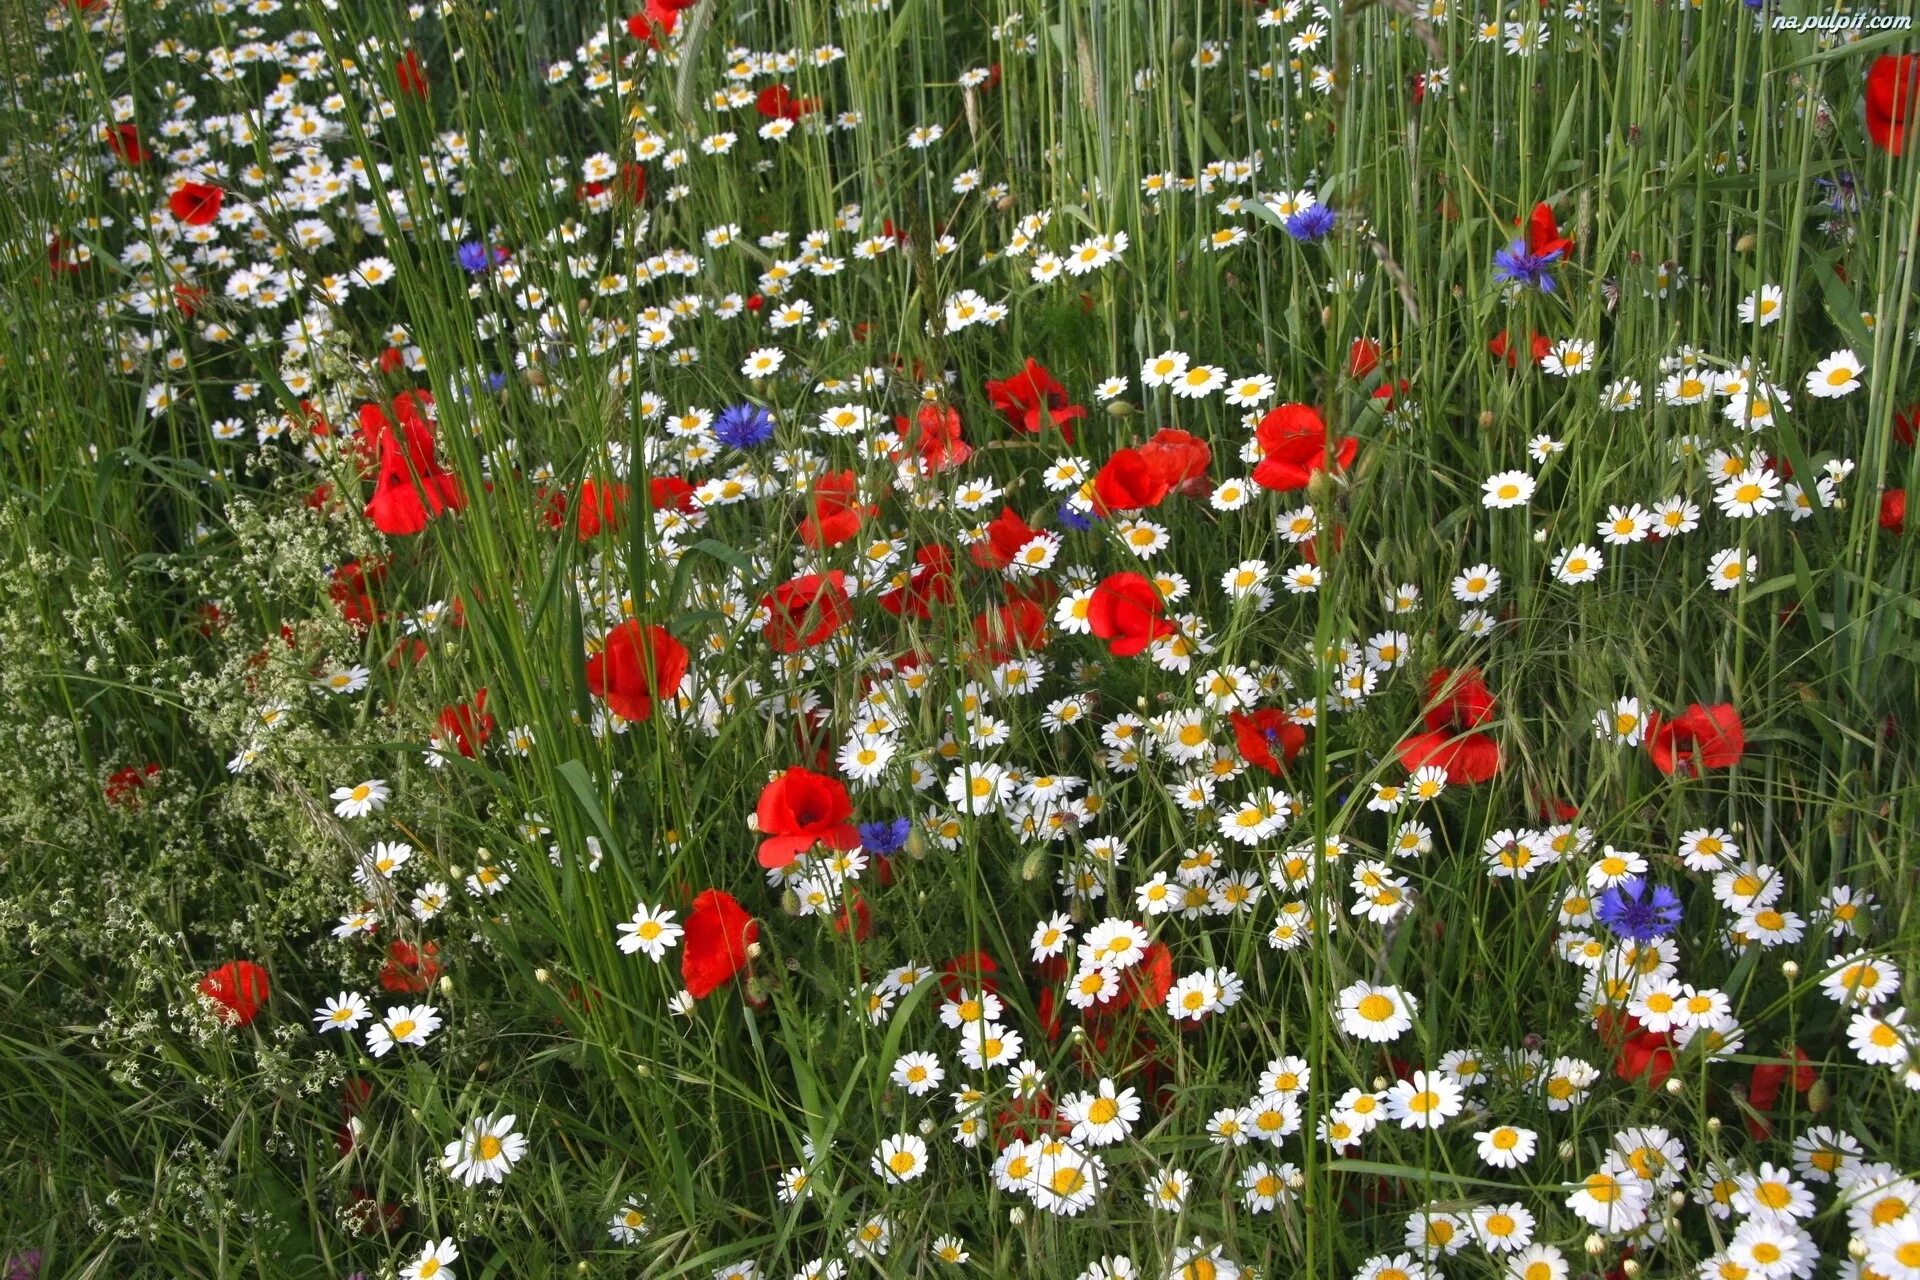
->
[442,1112,527,1186]
[1475,1124,1538,1168]
[1386,1071,1464,1130]
[401,1237,459,1280]
[331,778,390,819]
[313,991,371,1033]
[616,903,683,960]
[1482,470,1536,509]
[1805,348,1863,399]
[1337,981,1417,1043]
[366,1003,441,1057]
[1550,543,1604,585]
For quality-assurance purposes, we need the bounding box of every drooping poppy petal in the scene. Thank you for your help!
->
[682,889,757,999]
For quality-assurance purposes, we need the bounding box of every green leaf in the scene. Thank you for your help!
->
[557,758,622,860]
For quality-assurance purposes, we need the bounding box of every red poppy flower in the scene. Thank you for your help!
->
[356,390,437,470]
[972,597,1049,665]
[755,84,816,121]
[364,432,463,535]
[1488,330,1553,368]
[1615,1028,1676,1089]
[1644,703,1744,776]
[330,559,384,631]
[1349,337,1382,379]
[1746,1046,1817,1139]
[575,479,629,541]
[1880,488,1907,534]
[105,123,147,165]
[47,234,81,276]
[379,940,442,993]
[984,358,1084,442]
[396,49,429,99]
[763,571,852,653]
[168,182,224,226]
[1081,941,1172,1024]
[879,544,957,618]
[939,950,1001,1002]
[1087,572,1175,657]
[898,403,972,472]
[832,890,872,942]
[105,762,161,807]
[1867,55,1919,154]
[972,506,1043,571]
[1092,447,1171,513]
[1138,427,1213,497]
[586,620,688,723]
[436,689,493,758]
[616,161,647,205]
[682,889,757,999]
[754,765,860,869]
[1525,202,1573,259]
[799,470,871,548]
[648,475,696,513]
[1230,708,1306,775]
[1251,403,1357,492]
[1896,403,1920,448]
[1394,667,1501,784]
[199,960,270,1026]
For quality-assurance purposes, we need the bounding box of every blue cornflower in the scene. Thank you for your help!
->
[714,403,776,449]
[1814,172,1861,215]
[1493,240,1563,292]
[1595,877,1683,942]
[1057,501,1095,531]
[857,817,911,857]
[456,241,495,274]
[485,372,508,393]
[1283,204,1337,243]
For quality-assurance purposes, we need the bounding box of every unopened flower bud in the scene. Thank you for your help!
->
[1665,1076,1684,1096]
[1622,1261,1641,1277]
[1558,1140,1576,1160]
[1850,1238,1869,1260]
[1781,960,1800,980]
[533,968,551,985]
[1584,1234,1606,1257]
[1008,1206,1026,1225]
[1106,399,1135,418]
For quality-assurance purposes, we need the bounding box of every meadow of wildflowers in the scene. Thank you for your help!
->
[3,0,1920,1277]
